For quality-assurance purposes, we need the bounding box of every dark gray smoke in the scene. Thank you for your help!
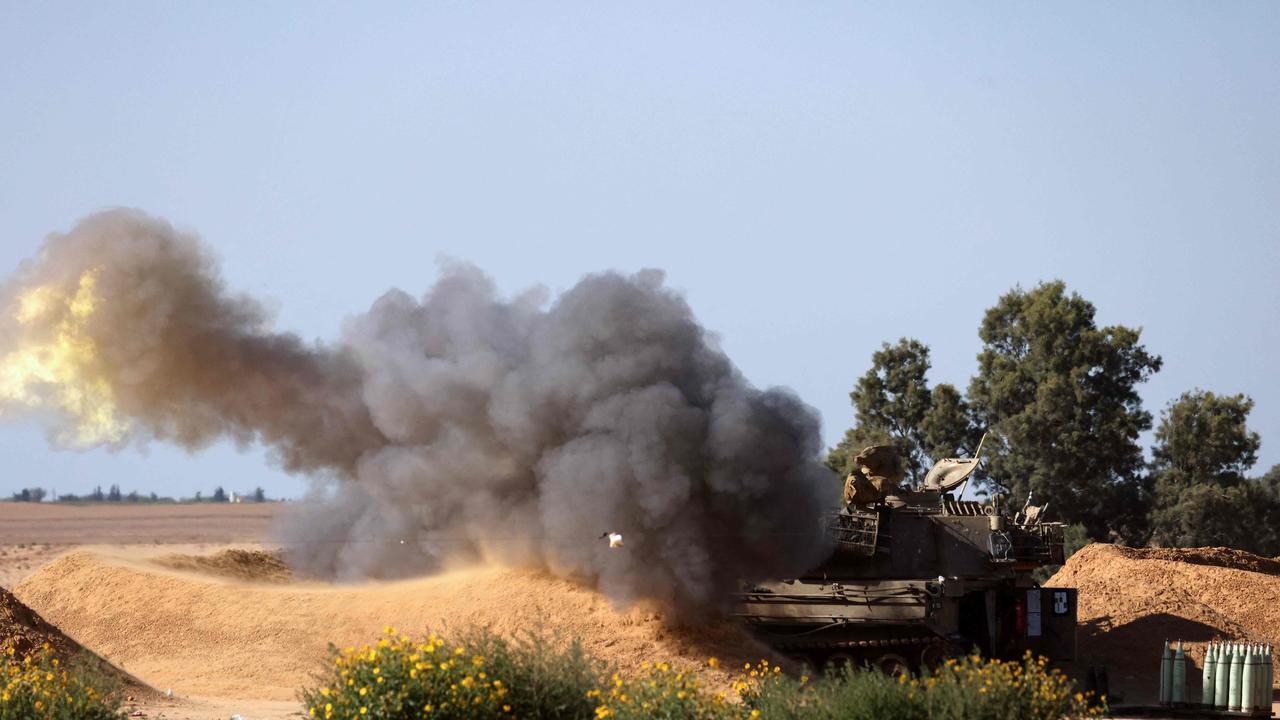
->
[1,209,837,613]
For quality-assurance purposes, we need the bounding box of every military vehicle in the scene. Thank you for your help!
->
[735,442,1077,674]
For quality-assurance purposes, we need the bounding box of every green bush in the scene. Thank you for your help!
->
[592,661,736,719]
[301,627,599,720]
[301,629,1103,720]
[451,627,600,719]
[0,645,123,720]
[739,653,1104,720]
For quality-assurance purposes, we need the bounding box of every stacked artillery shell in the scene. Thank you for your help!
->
[1172,640,1187,703]
[1231,642,1245,711]
[1160,640,1172,704]
[1203,642,1217,707]
[1171,640,1272,712]
[1216,642,1232,710]
[1253,644,1273,713]
[1242,645,1256,712]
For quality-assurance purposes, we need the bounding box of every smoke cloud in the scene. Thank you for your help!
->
[0,209,836,614]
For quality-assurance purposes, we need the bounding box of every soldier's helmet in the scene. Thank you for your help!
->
[853,445,904,486]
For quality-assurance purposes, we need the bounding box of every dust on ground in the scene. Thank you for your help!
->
[152,548,292,583]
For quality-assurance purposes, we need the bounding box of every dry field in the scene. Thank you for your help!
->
[0,502,291,718]
[0,502,759,720]
[0,501,276,591]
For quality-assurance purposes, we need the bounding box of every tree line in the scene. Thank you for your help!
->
[10,485,270,503]
[827,280,1278,555]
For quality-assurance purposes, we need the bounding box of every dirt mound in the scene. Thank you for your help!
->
[1048,543,1280,702]
[1100,544,1280,576]
[0,585,79,659]
[152,548,291,583]
[14,549,766,702]
[0,584,153,698]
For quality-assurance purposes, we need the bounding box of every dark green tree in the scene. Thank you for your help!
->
[1258,464,1280,501]
[827,339,978,483]
[1148,390,1275,552]
[212,486,227,503]
[967,281,1161,542]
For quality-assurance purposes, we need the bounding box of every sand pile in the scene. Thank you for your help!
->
[14,549,765,702]
[0,585,80,659]
[0,584,152,697]
[153,548,292,583]
[1048,543,1280,699]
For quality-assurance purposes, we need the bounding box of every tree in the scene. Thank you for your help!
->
[967,281,1162,542]
[253,487,266,503]
[1151,390,1260,488]
[107,484,122,502]
[1258,464,1280,501]
[1148,390,1274,551]
[827,339,979,482]
[212,486,227,503]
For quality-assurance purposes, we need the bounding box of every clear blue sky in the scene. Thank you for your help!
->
[1,2,1277,499]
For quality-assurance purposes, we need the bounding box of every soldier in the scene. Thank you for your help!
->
[842,444,905,505]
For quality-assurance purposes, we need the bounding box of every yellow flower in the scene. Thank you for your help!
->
[360,706,367,715]
[750,711,761,719]
[707,657,720,669]
[359,686,368,696]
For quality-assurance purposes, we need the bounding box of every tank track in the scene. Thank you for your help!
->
[773,632,960,674]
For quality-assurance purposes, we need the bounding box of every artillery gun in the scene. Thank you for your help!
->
[735,442,1077,674]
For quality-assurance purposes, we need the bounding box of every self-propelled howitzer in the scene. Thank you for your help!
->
[734,449,1077,674]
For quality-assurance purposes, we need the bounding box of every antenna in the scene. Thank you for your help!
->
[955,431,989,501]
